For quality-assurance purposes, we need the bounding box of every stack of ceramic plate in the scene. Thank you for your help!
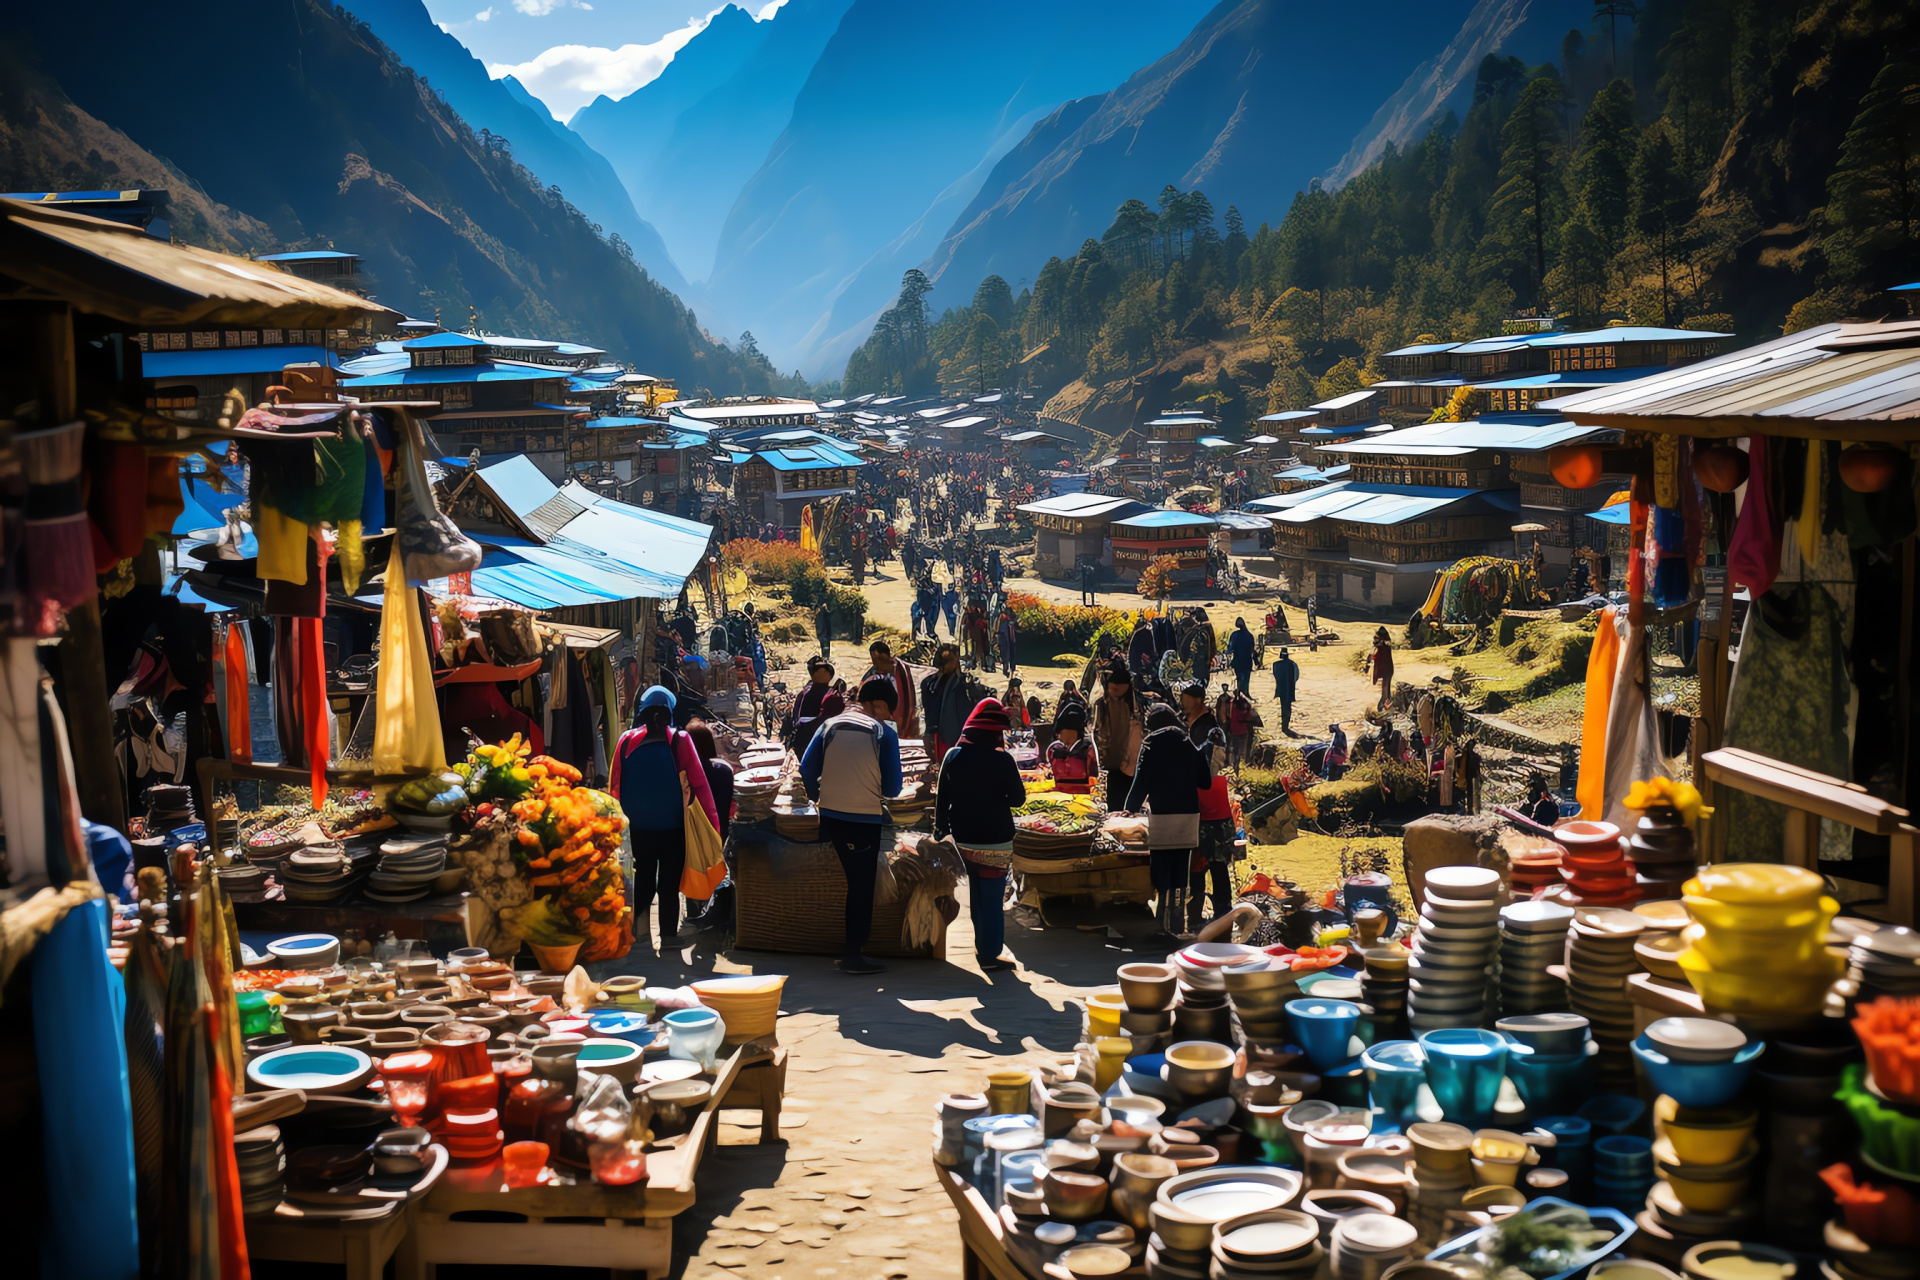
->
[144,783,198,832]
[279,844,368,904]
[1357,947,1408,1042]
[887,778,935,827]
[1224,959,1303,1045]
[215,860,270,902]
[1403,1121,1474,1247]
[1498,900,1573,1016]
[1632,1179,1758,1269]
[732,764,784,825]
[1329,1211,1418,1280]
[897,738,932,775]
[235,1124,286,1217]
[771,796,820,841]
[1507,837,1564,898]
[1847,925,1920,1001]
[1211,1208,1324,1280]
[1408,867,1501,1032]
[1562,907,1645,1089]
[1173,943,1266,992]
[365,833,447,903]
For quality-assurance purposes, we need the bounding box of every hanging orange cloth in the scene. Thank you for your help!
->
[205,997,251,1280]
[296,617,329,808]
[1577,605,1623,820]
[224,623,251,764]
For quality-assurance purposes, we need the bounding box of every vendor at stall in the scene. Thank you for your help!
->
[800,677,905,976]
[1124,703,1212,941]
[1045,703,1097,794]
[932,698,1025,973]
[611,686,720,950]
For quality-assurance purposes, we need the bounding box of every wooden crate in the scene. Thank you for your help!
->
[732,833,946,957]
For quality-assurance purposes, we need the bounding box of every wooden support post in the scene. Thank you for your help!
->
[31,302,126,834]
[1891,827,1917,928]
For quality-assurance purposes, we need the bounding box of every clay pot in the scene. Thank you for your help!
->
[532,943,582,973]
[283,1004,342,1045]
[1693,445,1749,493]
[1840,444,1904,493]
[349,1002,399,1029]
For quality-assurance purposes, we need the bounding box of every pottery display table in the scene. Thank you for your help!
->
[245,1145,450,1280]
[1010,850,1152,925]
[395,1049,744,1280]
[718,1045,788,1143]
[934,1161,1035,1280]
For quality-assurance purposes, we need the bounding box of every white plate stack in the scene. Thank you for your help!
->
[236,1124,286,1217]
[365,833,446,903]
[1329,1212,1419,1280]
[1497,900,1574,1016]
[1407,866,1502,1033]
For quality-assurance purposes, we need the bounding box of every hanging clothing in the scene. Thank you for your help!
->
[372,540,447,775]
[1598,612,1670,828]
[1727,436,1781,595]
[1577,607,1623,821]
[1722,584,1853,862]
[253,505,308,586]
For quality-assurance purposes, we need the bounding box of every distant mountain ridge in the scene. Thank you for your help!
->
[0,0,776,392]
[338,0,690,296]
[572,0,853,287]
[917,0,1491,313]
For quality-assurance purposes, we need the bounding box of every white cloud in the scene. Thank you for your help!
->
[487,12,710,120]
[474,6,494,18]
[754,0,786,17]
[512,0,561,13]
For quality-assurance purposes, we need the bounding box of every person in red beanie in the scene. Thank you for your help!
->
[932,698,1026,972]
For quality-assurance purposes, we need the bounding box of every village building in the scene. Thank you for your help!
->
[727,440,865,526]
[1109,509,1219,587]
[1014,492,1150,577]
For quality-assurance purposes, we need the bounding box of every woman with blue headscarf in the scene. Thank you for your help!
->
[610,685,719,949]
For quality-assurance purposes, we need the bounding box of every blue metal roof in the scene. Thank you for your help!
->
[400,332,489,349]
[552,342,607,357]
[143,344,338,378]
[1258,410,1317,422]
[1532,325,1732,346]
[1332,490,1508,526]
[1299,423,1371,437]
[1893,282,1920,292]
[257,250,358,262]
[339,351,411,376]
[1275,463,1351,482]
[341,363,567,388]
[756,444,865,471]
[579,415,655,430]
[1319,419,1603,455]
[1245,482,1354,512]
[1474,368,1656,389]
[1383,341,1462,357]
[1197,436,1239,448]
[1587,500,1632,525]
[1111,510,1217,530]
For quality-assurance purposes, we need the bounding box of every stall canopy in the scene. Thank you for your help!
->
[1542,318,1920,442]
[449,455,713,604]
[0,197,399,327]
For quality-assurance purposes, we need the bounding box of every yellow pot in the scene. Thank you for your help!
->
[1653,1097,1757,1166]
[1677,946,1841,1016]
[1681,893,1837,935]
[1086,990,1127,1037]
[1658,1168,1751,1213]
[1681,922,1833,974]
[1685,863,1824,906]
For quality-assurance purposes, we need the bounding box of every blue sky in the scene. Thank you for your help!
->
[423,0,784,119]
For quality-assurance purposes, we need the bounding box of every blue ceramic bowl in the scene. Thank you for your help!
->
[1630,1034,1765,1109]
[1592,1135,1654,1175]
[1576,1094,1647,1136]
[1286,997,1363,1071]
[1534,1115,1592,1148]
[1505,1046,1596,1117]
[1360,1040,1425,1129]
[586,1011,657,1047]
[1121,1053,1179,1102]
[1417,1028,1510,1125]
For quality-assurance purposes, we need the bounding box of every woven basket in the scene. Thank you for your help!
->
[732,835,945,957]
[1012,828,1097,859]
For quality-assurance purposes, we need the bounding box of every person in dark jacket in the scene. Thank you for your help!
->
[1227,617,1257,695]
[920,642,989,760]
[1180,682,1235,933]
[933,699,1027,972]
[1272,647,1301,734]
[609,686,720,949]
[815,602,835,659]
[1124,703,1212,939]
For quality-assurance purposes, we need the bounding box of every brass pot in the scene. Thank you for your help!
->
[1107,1152,1177,1230]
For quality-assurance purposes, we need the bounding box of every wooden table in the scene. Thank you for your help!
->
[719,1046,787,1143]
[245,1145,449,1280]
[396,1049,744,1280]
[935,1161,1034,1280]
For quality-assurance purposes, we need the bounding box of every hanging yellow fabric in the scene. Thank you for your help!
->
[799,503,815,552]
[254,505,308,584]
[373,539,447,775]
[1577,606,1623,819]
[337,519,365,595]
[1796,440,1823,566]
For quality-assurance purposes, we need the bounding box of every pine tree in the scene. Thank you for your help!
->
[1576,79,1638,257]
[972,275,1015,329]
[1821,58,1920,281]
[1481,75,1568,307]
[1102,199,1159,274]
[1631,121,1691,326]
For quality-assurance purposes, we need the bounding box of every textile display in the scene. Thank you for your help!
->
[373,538,447,775]
[1576,607,1622,821]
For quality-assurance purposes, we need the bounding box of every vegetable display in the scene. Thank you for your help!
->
[1013,793,1103,835]
[446,735,632,962]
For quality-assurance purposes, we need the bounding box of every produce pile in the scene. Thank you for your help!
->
[1012,793,1103,835]
[446,735,633,962]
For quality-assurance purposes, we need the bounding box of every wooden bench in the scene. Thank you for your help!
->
[935,1161,1032,1280]
[245,1146,449,1280]
[396,1049,744,1280]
